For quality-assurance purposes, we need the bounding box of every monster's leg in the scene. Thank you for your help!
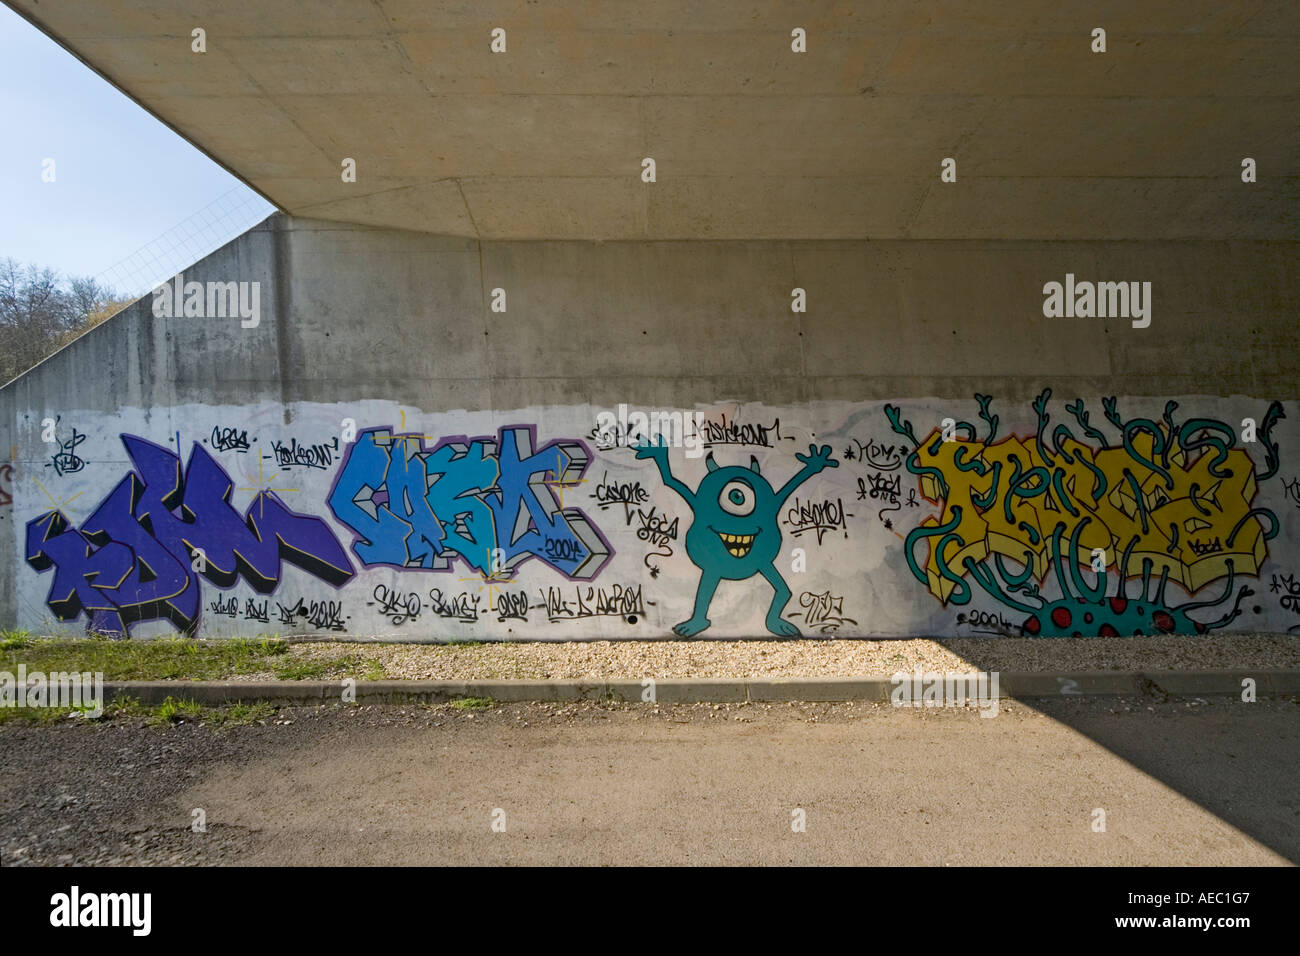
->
[673,569,719,637]
[759,562,801,637]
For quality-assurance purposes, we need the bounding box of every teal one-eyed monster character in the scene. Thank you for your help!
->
[635,439,838,637]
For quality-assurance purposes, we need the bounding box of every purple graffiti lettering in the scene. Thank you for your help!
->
[25,435,353,637]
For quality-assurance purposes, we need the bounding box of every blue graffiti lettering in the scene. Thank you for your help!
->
[328,425,612,580]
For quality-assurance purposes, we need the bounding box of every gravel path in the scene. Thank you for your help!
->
[255,632,1300,681]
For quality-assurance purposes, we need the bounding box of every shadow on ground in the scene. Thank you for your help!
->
[939,637,1300,864]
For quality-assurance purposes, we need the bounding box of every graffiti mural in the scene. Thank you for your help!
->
[883,391,1286,636]
[636,438,838,636]
[8,397,1294,640]
[0,463,13,507]
[328,425,612,581]
[24,435,354,636]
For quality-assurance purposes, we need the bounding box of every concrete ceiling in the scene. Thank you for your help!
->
[11,0,1300,240]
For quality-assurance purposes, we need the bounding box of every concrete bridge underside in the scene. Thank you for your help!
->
[10,0,1299,241]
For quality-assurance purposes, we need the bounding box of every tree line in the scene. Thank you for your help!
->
[0,258,134,385]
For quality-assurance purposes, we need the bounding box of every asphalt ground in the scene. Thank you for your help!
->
[2,695,1296,866]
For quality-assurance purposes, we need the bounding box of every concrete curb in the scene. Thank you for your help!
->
[100,670,1300,706]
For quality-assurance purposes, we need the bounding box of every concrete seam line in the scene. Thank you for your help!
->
[94,672,1300,705]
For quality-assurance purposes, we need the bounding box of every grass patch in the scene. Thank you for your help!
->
[0,635,290,681]
[0,635,481,685]
[449,696,494,710]
[0,703,71,725]
[271,656,337,680]
[1,630,33,651]
[269,653,386,680]
[0,634,398,683]
[0,693,277,728]
[135,696,276,727]
[157,696,204,722]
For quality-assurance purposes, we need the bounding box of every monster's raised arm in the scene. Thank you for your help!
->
[634,437,696,505]
[775,443,839,504]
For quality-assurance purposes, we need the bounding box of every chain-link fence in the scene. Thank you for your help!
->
[95,187,276,303]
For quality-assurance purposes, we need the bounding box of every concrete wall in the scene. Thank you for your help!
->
[3,214,1297,639]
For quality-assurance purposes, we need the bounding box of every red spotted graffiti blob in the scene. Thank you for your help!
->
[1023,594,1211,639]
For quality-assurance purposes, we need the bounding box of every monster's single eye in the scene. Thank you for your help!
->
[719,479,755,516]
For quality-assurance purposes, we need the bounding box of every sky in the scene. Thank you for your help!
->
[0,4,274,294]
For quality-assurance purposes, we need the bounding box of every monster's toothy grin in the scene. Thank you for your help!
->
[716,531,756,558]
